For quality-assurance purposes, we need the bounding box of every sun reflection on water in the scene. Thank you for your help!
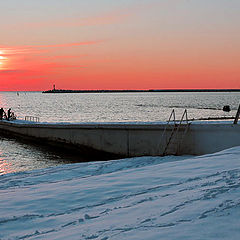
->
[0,153,13,175]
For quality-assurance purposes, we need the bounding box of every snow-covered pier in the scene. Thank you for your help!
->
[0,120,240,158]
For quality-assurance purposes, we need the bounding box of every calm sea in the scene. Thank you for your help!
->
[0,91,239,174]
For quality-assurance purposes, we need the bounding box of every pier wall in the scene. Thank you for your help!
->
[0,121,239,158]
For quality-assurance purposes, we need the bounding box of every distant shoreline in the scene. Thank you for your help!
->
[42,89,240,93]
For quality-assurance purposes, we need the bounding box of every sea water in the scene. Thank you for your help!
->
[0,91,239,174]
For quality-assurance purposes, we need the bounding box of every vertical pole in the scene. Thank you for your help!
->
[234,104,240,124]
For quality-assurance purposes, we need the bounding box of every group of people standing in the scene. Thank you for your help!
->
[0,108,15,121]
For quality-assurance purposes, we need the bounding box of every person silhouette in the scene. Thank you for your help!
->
[0,108,4,120]
[7,108,11,121]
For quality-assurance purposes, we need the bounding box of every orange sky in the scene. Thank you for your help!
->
[0,0,240,91]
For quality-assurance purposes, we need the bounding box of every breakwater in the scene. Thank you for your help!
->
[42,89,240,93]
[0,120,239,159]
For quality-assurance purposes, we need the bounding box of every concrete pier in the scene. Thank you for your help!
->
[0,120,240,158]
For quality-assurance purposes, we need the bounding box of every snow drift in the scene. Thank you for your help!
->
[0,147,240,239]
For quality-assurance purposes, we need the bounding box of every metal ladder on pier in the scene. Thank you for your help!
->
[160,109,190,156]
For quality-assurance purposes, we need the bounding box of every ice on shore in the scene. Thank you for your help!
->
[0,147,240,239]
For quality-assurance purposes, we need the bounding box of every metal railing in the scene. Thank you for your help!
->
[25,116,40,122]
[174,109,190,155]
[160,109,190,156]
[159,109,176,155]
[234,104,240,124]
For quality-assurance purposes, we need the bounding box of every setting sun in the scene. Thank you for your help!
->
[0,54,7,69]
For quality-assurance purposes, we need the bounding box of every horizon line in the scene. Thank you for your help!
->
[1,88,240,93]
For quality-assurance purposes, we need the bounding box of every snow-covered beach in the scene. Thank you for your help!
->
[1,147,240,240]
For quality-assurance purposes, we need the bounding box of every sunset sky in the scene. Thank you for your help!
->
[0,0,240,91]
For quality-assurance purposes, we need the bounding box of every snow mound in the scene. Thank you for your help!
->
[0,147,240,240]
